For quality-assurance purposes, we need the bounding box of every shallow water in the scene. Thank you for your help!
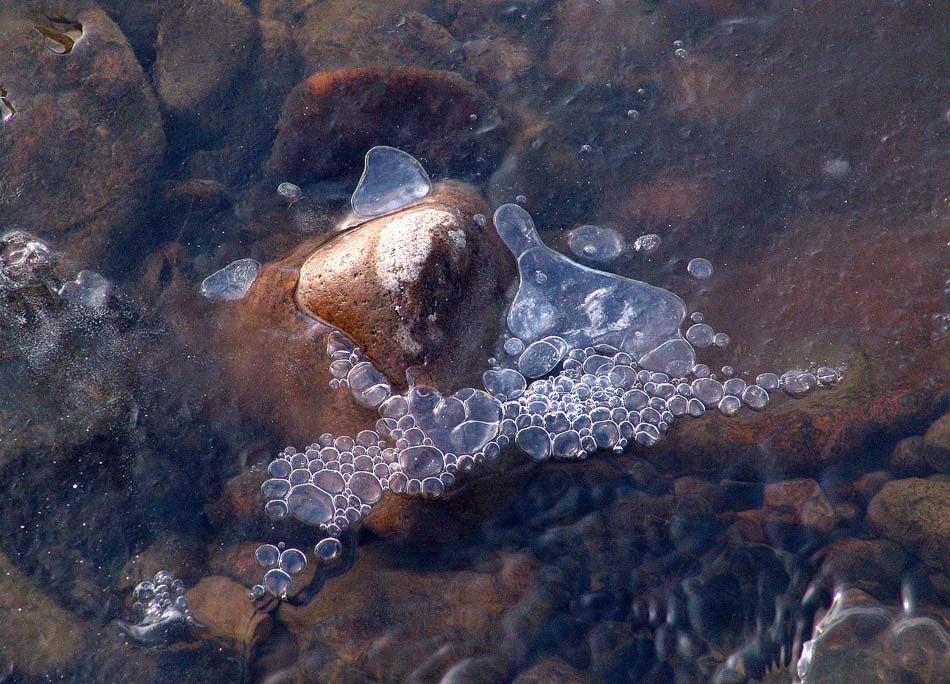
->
[0,1,949,683]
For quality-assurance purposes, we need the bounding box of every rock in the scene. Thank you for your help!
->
[852,471,891,504]
[268,67,510,184]
[186,575,272,655]
[815,538,906,597]
[0,1,165,265]
[545,0,668,85]
[924,412,950,473]
[511,657,588,684]
[890,436,930,476]
[459,37,532,84]
[289,0,452,75]
[117,534,208,593]
[763,479,836,534]
[867,478,950,573]
[0,552,89,676]
[296,182,505,385]
[205,470,267,535]
[153,0,256,130]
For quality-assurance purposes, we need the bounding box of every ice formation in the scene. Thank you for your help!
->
[235,148,846,600]
[200,258,261,301]
[115,570,205,645]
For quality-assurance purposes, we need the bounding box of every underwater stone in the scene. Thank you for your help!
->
[200,259,261,301]
[495,203,688,362]
[351,146,432,218]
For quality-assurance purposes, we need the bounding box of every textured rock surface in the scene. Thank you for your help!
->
[0,1,165,266]
[867,478,950,572]
[187,575,272,654]
[763,479,837,534]
[268,67,510,183]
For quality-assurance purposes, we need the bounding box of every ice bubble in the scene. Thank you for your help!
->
[504,337,526,356]
[346,361,392,408]
[691,378,724,407]
[287,483,334,525]
[496,203,687,358]
[634,234,661,255]
[718,395,741,416]
[263,568,292,597]
[515,425,552,461]
[255,544,280,568]
[687,258,713,279]
[741,384,769,410]
[277,182,303,204]
[315,538,343,565]
[713,332,730,348]
[200,258,261,301]
[59,270,110,309]
[398,445,445,479]
[781,370,818,397]
[755,372,780,390]
[483,368,527,398]
[279,548,308,575]
[638,338,696,377]
[518,339,565,377]
[567,225,625,262]
[351,146,432,218]
[348,472,383,504]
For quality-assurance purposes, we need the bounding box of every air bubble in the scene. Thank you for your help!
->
[687,258,713,279]
[351,146,431,218]
[633,234,661,255]
[200,259,261,301]
[567,225,625,262]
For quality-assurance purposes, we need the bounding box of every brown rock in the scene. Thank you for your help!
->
[0,552,88,676]
[205,469,267,533]
[296,181,506,385]
[763,479,837,533]
[512,657,588,684]
[187,575,272,655]
[0,1,165,265]
[890,436,930,476]
[924,412,950,473]
[153,0,256,126]
[545,0,668,84]
[118,533,208,593]
[291,0,453,75]
[815,538,906,596]
[460,37,532,83]
[853,471,892,504]
[867,478,950,573]
[268,67,510,183]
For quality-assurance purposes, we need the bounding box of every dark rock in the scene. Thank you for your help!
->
[153,0,257,132]
[187,575,272,656]
[924,412,950,473]
[511,657,588,684]
[867,478,950,573]
[268,67,510,184]
[0,1,165,266]
[763,479,837,534]
[890,436,930,476]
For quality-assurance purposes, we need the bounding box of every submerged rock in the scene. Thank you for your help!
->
[268,67,510,184]
[867,478,950,573]
[0,0,165,265]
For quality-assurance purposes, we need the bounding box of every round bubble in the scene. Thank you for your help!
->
[263,568,292,597]
[315,538,343,565]
[287,483,334,525]
[255,544,280,568]
[518,339,564,378]
[713,332,730,348]
[277,182,302,204]
[279,548,308,575]
[687,258,713,279]
[691,378,724,407]
[516,425,552,461]
[504,337,525,356]
[755,372,780,390]
[685,323,715,348]
[567,225,625,262]
[781,370,818,397]
[718,395,741,416]
[741,384,769,410]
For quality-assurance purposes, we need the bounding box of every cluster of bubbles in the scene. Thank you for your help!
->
[238,148,841,599]
[115,570,205,645]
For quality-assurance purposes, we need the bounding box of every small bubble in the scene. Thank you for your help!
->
[534,270,548,284]
[674,48,688,59]
[690,312,703,323]
[687,258,713,279]
[673,40,684,48]
[469,113,478,121]
[277,182,302,204]
[713,332,730,348]
[515,194,528,205]
[626,109,640,120]
[721,365,734,377]
[579,144,592,154]
[473,213,487,227]
[634,234,661,255]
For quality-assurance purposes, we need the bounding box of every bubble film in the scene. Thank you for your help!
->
[115,570,205,645]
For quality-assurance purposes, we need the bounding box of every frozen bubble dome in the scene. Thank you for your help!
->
[200,258,261,301]
[494,203,690,369]
[351,145,432,218]
[566,224,625,262]
[248,149,844,601]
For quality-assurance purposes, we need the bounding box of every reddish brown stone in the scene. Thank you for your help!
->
[460,37,533,83]
[0,1,165,265]
[763,479,837,533]
[268,67,510,183]
[187,575,272,656]
[867,478,950,573]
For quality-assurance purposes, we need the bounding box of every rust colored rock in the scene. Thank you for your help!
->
[867,478,950,573]
[291,0,452,75]
[268,67,510,183]
[153,0,256,126]
[460,37,533,83]
[763,479,837,533]
[0,1,165,266]
[187,575,272,655]
[296,182,505,385]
